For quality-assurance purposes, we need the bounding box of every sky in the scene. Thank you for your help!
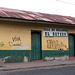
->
[0,0,75,17]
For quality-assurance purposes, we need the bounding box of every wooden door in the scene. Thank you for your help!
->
[31,30,42,60]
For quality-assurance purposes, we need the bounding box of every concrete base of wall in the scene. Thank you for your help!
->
[44,56,69,61]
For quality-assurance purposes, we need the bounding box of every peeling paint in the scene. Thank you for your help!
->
[12,46,26,50]
[44,56,69,61]
[2,56,11,63]
[23,56,28,62]
[44,57,54,61]
[0,59,4,63]
[12,43,31,50]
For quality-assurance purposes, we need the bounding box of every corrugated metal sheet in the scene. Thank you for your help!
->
[0,7,75,24]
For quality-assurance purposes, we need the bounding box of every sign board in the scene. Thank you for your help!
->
[43,28,67,37]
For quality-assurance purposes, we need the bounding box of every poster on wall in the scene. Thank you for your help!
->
[43,28,67,37]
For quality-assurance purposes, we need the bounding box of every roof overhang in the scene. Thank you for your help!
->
[0,17,75,26]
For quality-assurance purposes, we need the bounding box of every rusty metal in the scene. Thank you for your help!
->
[0,7,75,24]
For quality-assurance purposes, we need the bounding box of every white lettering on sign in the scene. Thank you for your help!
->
[43,28,67,37]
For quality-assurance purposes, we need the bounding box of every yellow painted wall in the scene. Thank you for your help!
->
[0,21,31,50]
[0,20,75,50]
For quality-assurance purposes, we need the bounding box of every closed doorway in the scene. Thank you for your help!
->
[31,30,42,61]
[69,34,75,57]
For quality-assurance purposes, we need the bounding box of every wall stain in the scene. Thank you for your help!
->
[47,39,68,50]
[12,43,31,50]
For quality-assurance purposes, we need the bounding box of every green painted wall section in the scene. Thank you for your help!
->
[42,50,69,59]
[0,50,30,63]
[0,50,69,63]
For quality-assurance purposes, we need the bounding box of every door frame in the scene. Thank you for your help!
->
[31,30,42,61]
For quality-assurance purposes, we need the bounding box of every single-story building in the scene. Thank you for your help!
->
[0,7,75,63]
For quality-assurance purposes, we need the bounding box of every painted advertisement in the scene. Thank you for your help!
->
[0,36,31,50]
[47,39,68,50]
[8,36,31,50]
[42,36,68,50]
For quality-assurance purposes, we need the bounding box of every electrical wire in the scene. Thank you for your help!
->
[56,0,75,5]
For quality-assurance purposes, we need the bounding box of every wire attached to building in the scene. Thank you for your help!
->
[56,0,75,5]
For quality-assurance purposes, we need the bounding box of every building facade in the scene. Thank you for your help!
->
[0,8,75,62]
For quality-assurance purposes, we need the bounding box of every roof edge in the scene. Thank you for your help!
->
[0,17,75,26]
